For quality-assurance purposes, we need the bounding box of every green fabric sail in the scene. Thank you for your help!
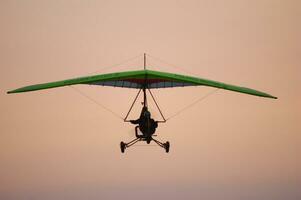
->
[7,69,277,99]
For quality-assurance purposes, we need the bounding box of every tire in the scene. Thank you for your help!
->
[120,142,126,153]
[165,141,170,153]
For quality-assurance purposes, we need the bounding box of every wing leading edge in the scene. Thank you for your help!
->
[7,69,277,99]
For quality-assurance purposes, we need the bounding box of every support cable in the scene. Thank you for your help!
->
[166,88,220,121]
[147,54,197,76]
[89,53,144,75]
[69,85,123,120]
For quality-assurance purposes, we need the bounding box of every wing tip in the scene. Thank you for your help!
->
[7,89,24,94]
[266,94,277,99]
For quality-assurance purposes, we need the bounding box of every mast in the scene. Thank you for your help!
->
[143,53,147,107]
[144,53,146,70]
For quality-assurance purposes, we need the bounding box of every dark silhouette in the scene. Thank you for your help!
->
[120,105,169,153]
[120,87,169,153]
[130,106,158,141]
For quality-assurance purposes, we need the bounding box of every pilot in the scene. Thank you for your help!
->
[130,107,158,138]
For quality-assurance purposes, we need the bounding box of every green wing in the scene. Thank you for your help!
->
[7,69,277,99]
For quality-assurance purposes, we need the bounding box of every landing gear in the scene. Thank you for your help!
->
[119,138,140,153]
[120,138,170,153]
[121,84,169,153]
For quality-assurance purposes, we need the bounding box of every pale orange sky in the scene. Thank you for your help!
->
[1,0,300,199]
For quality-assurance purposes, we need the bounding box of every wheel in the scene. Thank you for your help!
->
[165,141,170,153]
[120,141,126,153]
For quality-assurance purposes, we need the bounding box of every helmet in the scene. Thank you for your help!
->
[144,111,151,118]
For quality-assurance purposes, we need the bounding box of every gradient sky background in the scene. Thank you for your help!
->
[1,0,300,200]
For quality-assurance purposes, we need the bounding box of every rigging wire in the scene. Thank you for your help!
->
[146,54,220,121]
[68,54,219,122]
[166,88,220,121]
[147,54,198,76]
[88,53,144,75]
[69,85,124,120]
[66,54,145,121]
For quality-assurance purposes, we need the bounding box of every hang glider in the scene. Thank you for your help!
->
[7,54,277,153]
[7,69,277,99]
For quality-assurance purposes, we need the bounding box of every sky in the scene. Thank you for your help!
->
[0,0,300,200]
